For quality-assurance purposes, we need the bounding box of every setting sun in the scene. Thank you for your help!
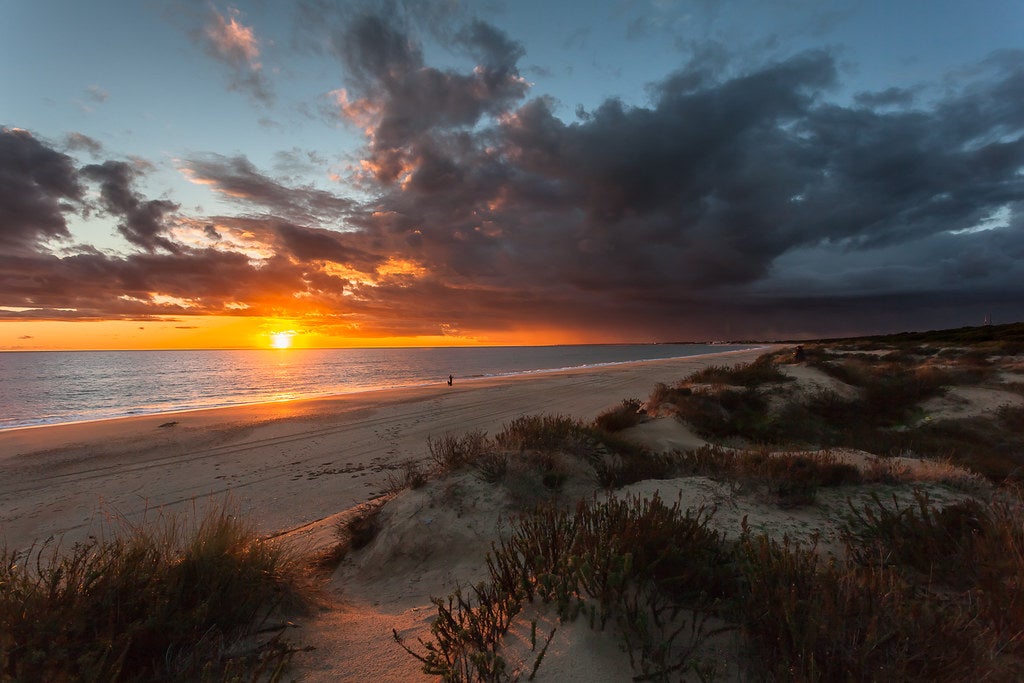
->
[270,331,295,349]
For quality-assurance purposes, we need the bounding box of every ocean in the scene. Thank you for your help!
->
[0,344,751,430]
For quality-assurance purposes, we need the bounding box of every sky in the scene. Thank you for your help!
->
[2,0,1024,350]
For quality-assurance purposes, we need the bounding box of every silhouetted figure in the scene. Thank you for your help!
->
[447,374,453,386]
[793,345,805,362]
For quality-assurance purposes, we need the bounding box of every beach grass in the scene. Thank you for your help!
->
[686,351,794,387]
[594,397,646,432]
[396,492,733,680]
[397,484,1024,681]
[0,502,318,682]
[653,349,1024,481]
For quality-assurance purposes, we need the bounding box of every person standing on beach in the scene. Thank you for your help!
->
[447,374,453,386]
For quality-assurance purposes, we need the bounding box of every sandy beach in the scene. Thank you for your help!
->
[0,346,769,550]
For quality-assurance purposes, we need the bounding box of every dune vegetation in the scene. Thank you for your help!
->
[373,330,1024,680]
[5,325,1024,681]
[380,406,1024,681]
[0,503,319,682]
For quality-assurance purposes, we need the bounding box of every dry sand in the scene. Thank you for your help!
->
[0,346,771,551]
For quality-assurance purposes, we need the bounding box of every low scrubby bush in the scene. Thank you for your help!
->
[494,414,587,452]
[400,490,1024,680]
[386,459,429,492]
[843,489,987,587]
[686,353,792,388]
[646,382,692,414]
[677,447,862,507]
[594,398,645,432]
[398,494,733,680]
[0,504,315,681]
[429,430,490,473]
[735,533,986,681]
[343,506,385,552]
[842,489,1024,657]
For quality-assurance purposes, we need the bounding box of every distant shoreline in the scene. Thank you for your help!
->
[0,344,758,432]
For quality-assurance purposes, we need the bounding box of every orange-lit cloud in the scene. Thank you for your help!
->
[197,6,272,103]
[206,8,261,66]
[331,89,381,135]
[375,257,426,280]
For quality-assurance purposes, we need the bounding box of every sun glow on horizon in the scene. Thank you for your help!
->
[269,331,295,349]
[1,315,606,352]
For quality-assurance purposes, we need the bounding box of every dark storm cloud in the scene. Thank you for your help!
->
[80,161,180,253]
[353,50,843,290]
[0,127,83,252]
[183,153,352,222]
[274,222,381,267]
[0,248,314,320]
[853,86,916,108]
[328,34,1024,336]
[454,20,526,72]
[194,214,383,271]
[324,12,527,181]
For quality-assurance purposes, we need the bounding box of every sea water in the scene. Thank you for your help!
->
[0,344,751,430]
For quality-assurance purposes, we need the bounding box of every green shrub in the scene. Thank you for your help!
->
[502,451,573,507]
[673,388,769,440]
[860,366,950,425]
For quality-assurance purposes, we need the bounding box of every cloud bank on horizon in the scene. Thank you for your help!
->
[2,0,1023,344]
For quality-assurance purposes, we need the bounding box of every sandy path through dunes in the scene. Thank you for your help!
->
[0,347,772,549]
